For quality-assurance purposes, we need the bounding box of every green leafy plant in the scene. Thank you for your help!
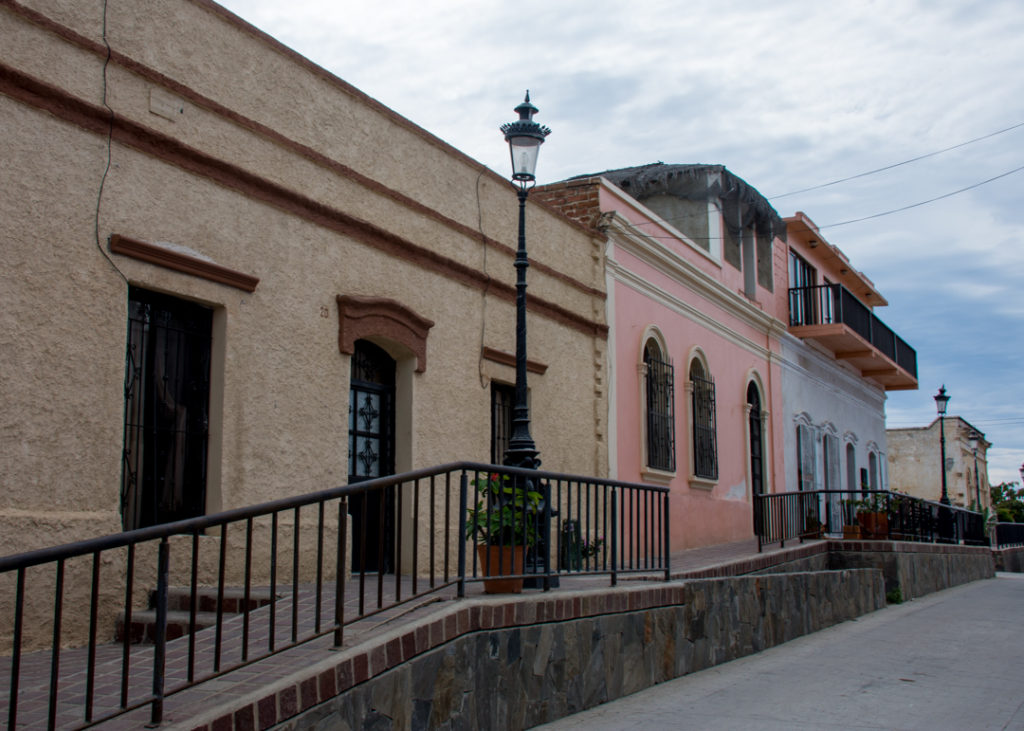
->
[886,585,903,604]
[465,472,542,547]
[580,536,605,559]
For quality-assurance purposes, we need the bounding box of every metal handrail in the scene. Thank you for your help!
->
[787,283,918,380]
[754,488,987,551]
[1,461,670,729]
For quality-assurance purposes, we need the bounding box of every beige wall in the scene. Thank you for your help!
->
[887,418,991,511]
[0,0,607,581]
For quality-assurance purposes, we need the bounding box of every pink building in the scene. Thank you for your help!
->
[537,164,788,549]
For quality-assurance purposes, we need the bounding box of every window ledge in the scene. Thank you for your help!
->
[689,476,717,491]
[641,467,675,485]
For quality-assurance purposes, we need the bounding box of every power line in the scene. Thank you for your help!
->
[819,163,1024,229]
[614,161,1024,239]
[770,119,1024,199]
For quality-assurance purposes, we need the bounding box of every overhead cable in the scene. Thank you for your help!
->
[770,119,1024,199]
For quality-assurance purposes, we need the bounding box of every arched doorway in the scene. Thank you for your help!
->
[348,340,396,573]
[747,381,764,498]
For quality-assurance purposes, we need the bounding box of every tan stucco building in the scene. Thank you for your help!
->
[1,0,608,559]
[887,417,991,512]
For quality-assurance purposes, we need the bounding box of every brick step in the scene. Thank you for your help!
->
[116,608,222,644]
[159,585,275,613]
[115,586,278,644]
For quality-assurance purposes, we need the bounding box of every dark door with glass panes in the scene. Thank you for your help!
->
[121,287,212,530]
[347,340,396,573]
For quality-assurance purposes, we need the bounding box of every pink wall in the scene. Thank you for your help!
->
[602,185,785,550]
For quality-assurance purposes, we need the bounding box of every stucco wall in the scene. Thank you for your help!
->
[887,418,991,511]
[0,0,609,648]
[778,333,889,494]
[550,179,787,551]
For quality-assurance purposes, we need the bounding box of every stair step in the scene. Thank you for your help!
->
[155,586,276,613]
[115,609,222,644]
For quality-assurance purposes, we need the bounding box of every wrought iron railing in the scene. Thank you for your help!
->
[995,522,1024,548]
[754,489,987,551]
[0,462,669,729]
[788,284,918,379]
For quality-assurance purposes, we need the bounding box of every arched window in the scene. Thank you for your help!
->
[795,414,815,492]
[746,381,764,496]
[643,340,675,471]
[643,339,675,471]
[689,357,718,480]
[845,442,857,493]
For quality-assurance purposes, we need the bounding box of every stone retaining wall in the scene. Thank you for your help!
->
[271,570,883,730]
[994,546,1024,573]
[828,541,994,599]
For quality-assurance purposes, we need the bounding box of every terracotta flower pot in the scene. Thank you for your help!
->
[476,544,525,594]
[858,512,889,539]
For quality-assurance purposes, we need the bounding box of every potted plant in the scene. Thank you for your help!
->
[856,492,889,539]
[559,519,605,570]
[841,498,862,539]
[465,472,541,593]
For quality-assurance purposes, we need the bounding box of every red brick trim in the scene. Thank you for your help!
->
[480,346,548,375]
[109,234,259,292]
[336,295,434,373]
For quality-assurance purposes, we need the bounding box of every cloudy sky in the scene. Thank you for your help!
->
[218,0,1024,485]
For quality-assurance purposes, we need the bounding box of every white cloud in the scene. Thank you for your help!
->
[217,0,1024,483]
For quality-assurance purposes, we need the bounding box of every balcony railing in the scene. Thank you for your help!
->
[788,284,917,380]
[0,462,670,729]
[754,489,987,551]
[995,522,1024,548]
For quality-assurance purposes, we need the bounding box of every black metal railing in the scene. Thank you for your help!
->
[0,462,669,729]
[995,522,1024,548]
[755,489,987,551]
[788,283,918,379]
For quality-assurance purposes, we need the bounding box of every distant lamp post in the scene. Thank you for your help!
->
[968,429,982,510]
[934,385,951,506]
[500,91,551,471]
[1019,462,1024,487]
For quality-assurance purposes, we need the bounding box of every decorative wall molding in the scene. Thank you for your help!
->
[337,295,435,373]
[109,234,259,292]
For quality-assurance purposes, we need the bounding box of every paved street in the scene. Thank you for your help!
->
[536,573,1024,731]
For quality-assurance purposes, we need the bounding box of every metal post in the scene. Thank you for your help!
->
[504,187,539,471]
[150,538,169,726]
[939,414,950,505]
[457,471,468,598]
[662,493,671,581]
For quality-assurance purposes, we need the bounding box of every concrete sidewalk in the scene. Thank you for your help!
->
[536,573,1024,731]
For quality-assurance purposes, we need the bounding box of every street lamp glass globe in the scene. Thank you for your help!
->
[500,92,551,183]
[933,385,950,416]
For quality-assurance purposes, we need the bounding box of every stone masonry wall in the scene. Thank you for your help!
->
[994,546,1024,572]
[828,541,994,599]
[270,570,883,731]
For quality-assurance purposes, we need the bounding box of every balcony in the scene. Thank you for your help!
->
[788,284,918,390]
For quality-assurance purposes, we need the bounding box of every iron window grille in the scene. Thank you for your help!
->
[643,346,675,472]
[490,382,514,464]
[690,365,718,480]
[121,287,212,530]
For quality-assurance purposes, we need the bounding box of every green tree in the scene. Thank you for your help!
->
[990,481,1024,523]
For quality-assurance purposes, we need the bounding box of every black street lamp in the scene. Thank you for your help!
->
[934,385,951,506]
[500,91,550,471]
[968,429,982,510]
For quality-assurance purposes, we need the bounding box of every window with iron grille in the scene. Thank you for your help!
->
[121,287,212,530]
[643,341,675,471]
[490,382,514,464]
[689,360,718,480]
